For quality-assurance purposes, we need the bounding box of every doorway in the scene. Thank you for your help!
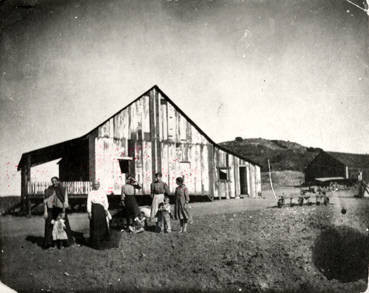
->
[118,158,134,181]
[239,167,248,195]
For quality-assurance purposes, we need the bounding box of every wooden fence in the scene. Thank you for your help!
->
[27,181,92,196]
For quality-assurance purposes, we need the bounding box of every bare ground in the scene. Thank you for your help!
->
[1,189,369,293]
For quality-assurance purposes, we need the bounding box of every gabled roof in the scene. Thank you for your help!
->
[83,85,220,144]
[327,151,369,169]
[18,85,261,169]
[306,150,369,171]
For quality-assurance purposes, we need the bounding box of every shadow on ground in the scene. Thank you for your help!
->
[312,225,369,283]
[25,231,87,248]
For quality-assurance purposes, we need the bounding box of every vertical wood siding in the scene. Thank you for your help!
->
[89,88,261,197]
[88,133,96,183]
[234,157,240,197]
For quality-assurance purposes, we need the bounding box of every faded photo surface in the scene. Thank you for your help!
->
[0,0,369,292]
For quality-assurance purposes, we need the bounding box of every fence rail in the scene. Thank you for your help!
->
[27,181,92,196]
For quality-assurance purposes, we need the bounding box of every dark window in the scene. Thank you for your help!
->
[119,160,130,173]
[219,168,228,180]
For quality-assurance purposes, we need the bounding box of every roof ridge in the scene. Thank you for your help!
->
[19,85,261,168]
[82,85,158,138]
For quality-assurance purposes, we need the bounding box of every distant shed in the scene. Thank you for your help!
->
[305,151,369,183]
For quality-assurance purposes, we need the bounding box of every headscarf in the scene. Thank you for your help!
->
[127,176,142,190]
[127,176,137,185]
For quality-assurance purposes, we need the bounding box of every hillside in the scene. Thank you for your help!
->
[220,137,322,172]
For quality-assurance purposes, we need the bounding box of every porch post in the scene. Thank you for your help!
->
[21,156,31,215]
[21,166,27,213]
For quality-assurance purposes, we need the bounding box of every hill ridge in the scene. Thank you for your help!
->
[219,137,322,172]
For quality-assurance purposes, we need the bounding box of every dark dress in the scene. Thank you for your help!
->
[43,186,73,248]
[90,203,111,249]
[122,184,140,225]
[87,189,120,250]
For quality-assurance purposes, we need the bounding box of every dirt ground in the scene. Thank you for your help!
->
[1,188,369,293]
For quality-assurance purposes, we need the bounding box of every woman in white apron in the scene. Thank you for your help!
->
[87,181,111,249]
[150,172,169,222]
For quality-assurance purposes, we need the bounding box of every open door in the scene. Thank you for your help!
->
[239,167,248,195]
[118,158,133,183]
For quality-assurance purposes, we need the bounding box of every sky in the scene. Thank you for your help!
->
[0,0,368,195]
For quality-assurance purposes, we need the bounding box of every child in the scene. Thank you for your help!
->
[156,197,172,233]
[128,211,146,234]
[51,213,68,249]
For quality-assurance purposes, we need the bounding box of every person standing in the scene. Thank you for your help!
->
[156,197,172,233]
[150,172,169,222]
[174,177,191,233]
[121,176,141,229]
[51,213,68,249]
[87,181,111,249]
[43,176,73,249]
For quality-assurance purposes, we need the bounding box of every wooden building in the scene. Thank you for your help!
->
[305,150,369,183]
[18,85,261,207]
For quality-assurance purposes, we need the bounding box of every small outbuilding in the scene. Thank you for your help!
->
[304,150,369,184]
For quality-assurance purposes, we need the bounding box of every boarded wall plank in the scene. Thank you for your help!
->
[155,91,161,173]
[234,157,240,197]
[167,103,175,140]
[142,141,152,194]
[168,143,177,193]
[229,155,235,198]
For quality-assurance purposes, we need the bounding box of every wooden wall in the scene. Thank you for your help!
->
[88,87,261,198]
[305,152,346,182]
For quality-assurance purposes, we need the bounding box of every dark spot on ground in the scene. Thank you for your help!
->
[313,225,369,282]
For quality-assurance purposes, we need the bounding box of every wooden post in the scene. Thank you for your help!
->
[88,135,96,184]
[26,156,31,216]
[21,156,31,215]
[268,159,277,200]
[21,166,27,213]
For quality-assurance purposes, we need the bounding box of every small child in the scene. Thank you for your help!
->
[51,213,68,249]
[156,197,172,233]
[128,211,146,234]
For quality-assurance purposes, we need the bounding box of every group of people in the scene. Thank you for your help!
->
[42,173,192,250]
[117,172,192,235]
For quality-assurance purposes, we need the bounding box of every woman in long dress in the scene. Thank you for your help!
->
[121,176,141,229]
[87,181,111,249]
[174,177,191,233]
[43,176,74,248]
[150,172,169,222]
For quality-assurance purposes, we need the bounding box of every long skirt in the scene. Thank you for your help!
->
[44,207,73,248]
[124,194,140,224]
[150,193,164,219]
[174,199,191,222]
[90,203,111,250]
